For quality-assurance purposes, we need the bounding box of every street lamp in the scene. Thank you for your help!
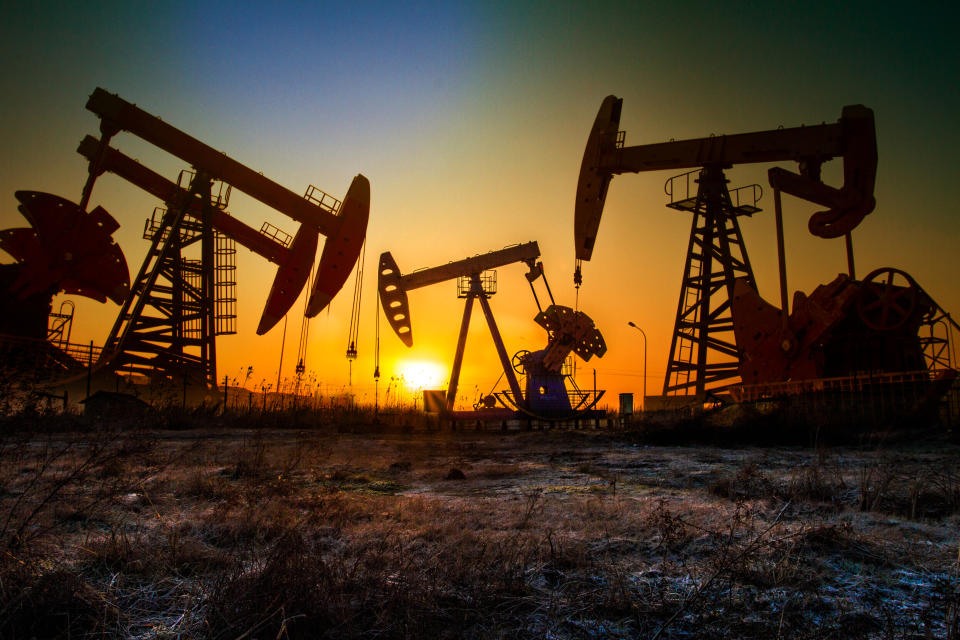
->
[627,321,647,412]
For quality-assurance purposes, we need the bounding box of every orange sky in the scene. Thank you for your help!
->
[2,3,958,410]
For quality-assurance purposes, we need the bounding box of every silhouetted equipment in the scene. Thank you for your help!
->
[48,300,76,350]
[378,242,607,420]
[0,189,130,377]
[734,268,957,371]
[575,96,878,401]
[1,192,129,306]
[76,88,369,387]
[293,262,315,394]
[730,268,958,423]
[373,281,382,413]
[344,240,367,386]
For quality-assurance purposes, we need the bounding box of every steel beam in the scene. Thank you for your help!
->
[85,88,340,234]
[401,242,540,291]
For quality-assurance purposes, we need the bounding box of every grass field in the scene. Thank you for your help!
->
[1,409,958,638]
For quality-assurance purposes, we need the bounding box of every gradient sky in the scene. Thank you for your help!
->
[2,1,958,407]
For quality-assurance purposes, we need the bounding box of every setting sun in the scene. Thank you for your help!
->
[395,359,448,391]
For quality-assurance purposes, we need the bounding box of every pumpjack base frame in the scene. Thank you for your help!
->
[494,388,606,421]
[441,406,607,426]
[726,369,958,435]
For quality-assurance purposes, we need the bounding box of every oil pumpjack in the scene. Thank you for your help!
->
[575,97,880,402]
[378,242,607,420]
[1,88,369,391]
[574,95,957,420]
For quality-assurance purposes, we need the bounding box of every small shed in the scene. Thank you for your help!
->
[80,390,154,420]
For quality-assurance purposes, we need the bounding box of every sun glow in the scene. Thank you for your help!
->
[395,359,448,391]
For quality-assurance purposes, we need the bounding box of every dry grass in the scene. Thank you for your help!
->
[0,409,958,638]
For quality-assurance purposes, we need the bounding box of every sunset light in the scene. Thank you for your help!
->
[396,359,447,391]
[1,4,958,637]
[2,5,957,410]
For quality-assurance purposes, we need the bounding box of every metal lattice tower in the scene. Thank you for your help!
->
[663,165,759,399]
[101,171,235,388]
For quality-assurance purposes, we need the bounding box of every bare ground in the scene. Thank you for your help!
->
[1,419,958,638]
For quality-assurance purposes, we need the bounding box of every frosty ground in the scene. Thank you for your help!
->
[2,418,958,638]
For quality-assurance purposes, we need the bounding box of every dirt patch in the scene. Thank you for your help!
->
[1,424,958,638]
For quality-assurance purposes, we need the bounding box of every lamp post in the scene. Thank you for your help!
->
[627,321,647,412]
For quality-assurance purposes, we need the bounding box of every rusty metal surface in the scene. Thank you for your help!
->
[1,191,129,304]
[856,267,919,332]
[732,269,934,386]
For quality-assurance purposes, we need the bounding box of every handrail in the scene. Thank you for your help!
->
[729,183,763,208]
[0,333,103,364]
[664,168,701,202]
[731,368,957,403]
